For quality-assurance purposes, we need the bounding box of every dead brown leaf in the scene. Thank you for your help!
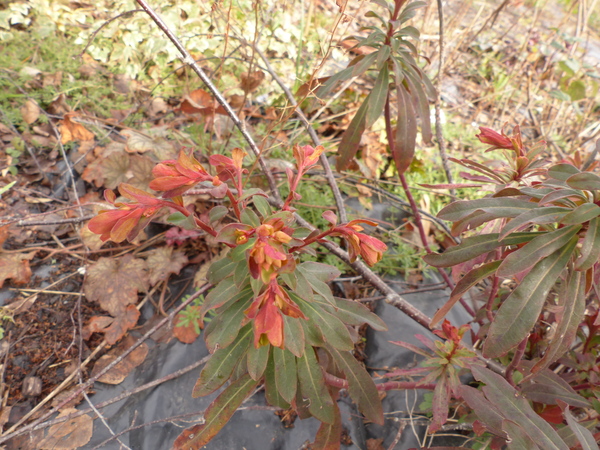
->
[128,154,155,192]
[38,408,93,449]
[59,113,94,144]
[145,246,188,286]
[83,255,148,316]
[0,224,11,247]
[91,335,149,384]
[120,129,176,161]
[20,100,40,125]
[240,70,265,94]
[100,151,130,189]
[173,306,202,344]
[79,223,105,252]
[84,305,141,345]
[180,88,213,115]
[47,93,71,116]
[0,251,36,288]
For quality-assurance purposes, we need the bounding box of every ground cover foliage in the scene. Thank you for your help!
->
[1,0,600,448]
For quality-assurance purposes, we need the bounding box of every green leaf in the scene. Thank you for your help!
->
[394,83,417,175]
[302,317,325,347]
[499,207,571,239]
[538,188,585,207]
[240,207,261,228]
[438,198,537,222]
[531,270,585,374]
[166,212,196,230]
[252,195,272,218]
[207,256,236,284]
[560,415,599,450]
[483,238,577,358]
[193,325,252,397]
[297,345,335,424]
[294,294,354,351]
[503,420,541,450]
[560,203,600,224]
[298,261,341,282]
[283,315,305,357]
[273,347,297,403]
[333,298,387,331]
[431,260,501,327]
[366,63,389,128]
[576,216,600,270]
[174,374,258,450]
[350,51,378,78]
[470,366,569,450]
[204,290,253,352]
[264,354,290,409]
[458,385,507,438]
[566,172,600,190]
[327,346,384,425]
[299,267,336,305]
[208,205,229,224]
[246,343,269,381]
[548,164,580,181]
[423,232,542,268]
[336,97,369,171]
[200,278,243,321]
[567,79,586,101]
[404,69,432,143]
[497,225,581,277]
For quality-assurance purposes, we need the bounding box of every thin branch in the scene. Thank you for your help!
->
[252,46,348,223]
[79,9,144,58]
[134,0,280,200]
[16,215,94,227]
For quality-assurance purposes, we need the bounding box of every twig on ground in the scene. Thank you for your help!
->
[387,421,407,450]
[16,216,94,227]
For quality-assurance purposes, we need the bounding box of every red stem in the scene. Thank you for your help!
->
[506,334,528,387]
[165,201,217,237]
[383,95,475,317]
[227,188,242,220]
[323,372,435,391]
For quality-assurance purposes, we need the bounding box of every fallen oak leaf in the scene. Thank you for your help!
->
[59,112,94,144]
[38,408,93,449]
[0,251,36,288]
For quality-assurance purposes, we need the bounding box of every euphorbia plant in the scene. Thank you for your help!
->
[89,144,389,448]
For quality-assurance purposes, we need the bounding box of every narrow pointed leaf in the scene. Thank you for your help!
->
[430,373,450,433]
[264,354,290,409]
[576,216,600,270]
[424,232,542,268]
[193,325,252,397]
[404,70,432,143]
[297,346,335,424]
[174,374,258,450]
[336,96,369,171]
[283,315,305,357]
[497,225,580,277]
[312,402,342,450]
[365,63,389,128]
[499,207,571,239]
[199,277,239,321]
[273,347,297,403]
[246,343,269,381]
[438,198,536,222]
[294,295,354,351]
[470,366,569,450]
[562,409,600,450]
[333,298,387,331]
[458,385,506,438]
[561,202,600,224]
[566,171,600,190]
[484,238,577,358]
[548,164,580,181]
[207,257,236,284]
[327,346,383,425]
[539,188,585,207]
[533,270,586,373]
[204,291,253,352]
[503,420,541,450]
[394,84,417,174]
[431,260,501,326]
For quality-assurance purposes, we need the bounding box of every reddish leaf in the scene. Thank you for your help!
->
[84,255,148,316]
[240,70,265,94]
[174,306,202,344]
[312,402,342,450]
[336,96,368,171]
[59,112,94,144]
[0,251,36,288]
[429,373,450,433]
[394,84,417,174]
[103,305,141,345]
[145,246,188,286]
[174,374,258,450]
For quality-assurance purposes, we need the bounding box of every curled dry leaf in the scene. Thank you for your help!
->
[240,70,265,94]
[145,246,189,286]
[38,408,93,450]
[0,251,36,288]
[83,254,149,316]
[91,335,149,384]
[20,99,40,124]
[59,112,95,144]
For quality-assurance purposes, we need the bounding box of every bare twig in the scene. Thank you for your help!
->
[16,215,94,227]
[253,46,348,223]
[134,0,280,200]
[79,9,144,58]
[434,0,455,194]
[387,421,407,450]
